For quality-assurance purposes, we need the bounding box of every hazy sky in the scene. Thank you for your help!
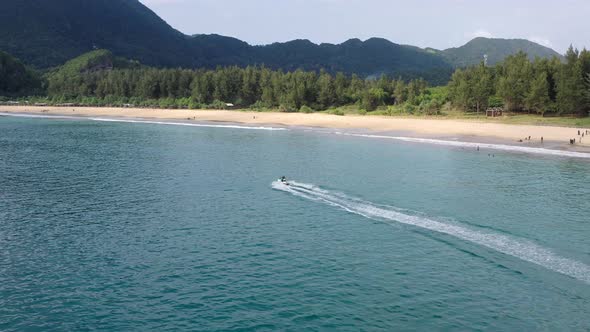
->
[140,0,589,53]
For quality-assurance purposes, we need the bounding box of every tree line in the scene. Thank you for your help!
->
[448,46,590,115]
[2,47,590,117]
[46,62,434,112]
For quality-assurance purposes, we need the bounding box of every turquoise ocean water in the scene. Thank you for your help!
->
[1,115,589,330]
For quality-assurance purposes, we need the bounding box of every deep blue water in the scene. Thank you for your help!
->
[1,115,589,331]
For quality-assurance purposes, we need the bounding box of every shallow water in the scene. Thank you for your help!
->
[1,116,589,330]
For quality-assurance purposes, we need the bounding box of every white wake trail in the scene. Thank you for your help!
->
[273,181,590,284]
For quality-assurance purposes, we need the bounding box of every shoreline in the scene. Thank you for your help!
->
[2,105,590,152]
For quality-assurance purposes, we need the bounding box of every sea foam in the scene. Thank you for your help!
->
[0,112,287,131]
[335,132,590,159]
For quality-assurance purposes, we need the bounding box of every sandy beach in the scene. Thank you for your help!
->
[1,105,589,149]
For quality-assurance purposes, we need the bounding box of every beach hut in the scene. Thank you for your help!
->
[486,107,503,117]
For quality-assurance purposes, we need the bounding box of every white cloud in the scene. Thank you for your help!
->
[529,36,553,48]
[468,29,494,39]
[141,0,185,4]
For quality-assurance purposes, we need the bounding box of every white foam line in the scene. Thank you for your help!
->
[0,112,82,120]
[88,117,287,131]
[0,112,287,131]
[273,181,590,283]
[335,132,590,159]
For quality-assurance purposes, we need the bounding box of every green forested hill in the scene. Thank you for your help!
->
[0,0,193,68]
[251,38,450,75]
[441,37,563,67]
[188,36,453,82]
[0,51,43,96]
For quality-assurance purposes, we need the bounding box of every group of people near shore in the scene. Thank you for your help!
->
[518,136,541,143]
[515,129,589,145]
[569,129,589,145]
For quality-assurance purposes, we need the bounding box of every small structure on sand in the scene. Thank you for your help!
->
[486,107,503,117]
[225,103,238,110]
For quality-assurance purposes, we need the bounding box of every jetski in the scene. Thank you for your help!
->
[278,176,290,185]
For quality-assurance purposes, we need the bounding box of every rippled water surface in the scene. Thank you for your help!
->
[1,116,589,331]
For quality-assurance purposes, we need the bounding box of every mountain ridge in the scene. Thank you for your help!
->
[0,0,563,80]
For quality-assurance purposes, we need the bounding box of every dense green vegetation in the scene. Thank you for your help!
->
[0,51,43,96]
[46,50,140,96]
[0,0,561,84]
[38,50,433,112]
[448,47,590,116]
